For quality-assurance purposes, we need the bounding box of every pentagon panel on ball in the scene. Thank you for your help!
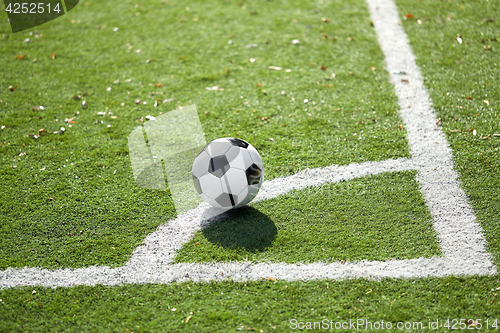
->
[192,138,264,209]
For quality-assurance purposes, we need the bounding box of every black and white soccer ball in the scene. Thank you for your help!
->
[192,138,264,209]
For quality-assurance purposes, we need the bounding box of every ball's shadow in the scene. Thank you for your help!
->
[200,206,277,252]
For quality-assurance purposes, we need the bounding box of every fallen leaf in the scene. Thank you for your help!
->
[348,37,354,41]
[15,55,26,60]
[32,106,44,111]
[320,66,327,70]
[321,17,329,22]
[185,316,191,323]
[38,129,47,136]
[51,53,57,59]
[9,86,17,91]
[135,99,141,105]
[154,83,163,87]
[73,95,81,100]
[323,34,328,40]
[404,13,414,19]
[401,79,409,83]
[33,58,37,62]
[398,125,403,130]
[482,135,490,140]
[370,67,376,71]
[467,96,472,100]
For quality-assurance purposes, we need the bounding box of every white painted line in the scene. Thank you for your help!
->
[365,0,494,267]
[0,0,495,289]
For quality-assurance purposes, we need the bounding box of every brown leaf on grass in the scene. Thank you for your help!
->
[38,129,48,136]
[15,55,26,60]
[9,86,17,91]
[370,67,376,71]
[348,37,354,41]
[256,83,262,87]
[72,95,81,100]
[154,83,163,87]
[398,125,403,130]
[467,96,472,100]
[323,34,328,40]
[404,13,414,19]
[51,53,57,59]
[401,79,409,83]
[482,135,490,140]
[32,106,44,111]
[135,99,141,105]
[320,66,327,70]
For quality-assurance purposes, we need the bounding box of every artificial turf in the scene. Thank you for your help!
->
[395,0,500,265]
[175,171,440,263]
[1,0,500,331]
[0,0,410,269]
[0,277,499,332]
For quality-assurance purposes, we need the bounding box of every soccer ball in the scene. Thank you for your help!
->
[192,138,264,209]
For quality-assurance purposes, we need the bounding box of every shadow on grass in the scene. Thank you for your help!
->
[201,206,277,252]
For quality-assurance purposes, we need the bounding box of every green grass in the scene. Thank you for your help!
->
[0,277,499,332]
[395,0,500,264]
[0,0,409,269]
[175,171,440,263]
[1,0,500,331]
